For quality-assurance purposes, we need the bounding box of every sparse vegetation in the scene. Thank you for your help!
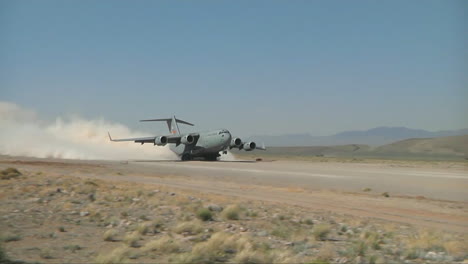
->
[102,229,119,242]
[173,221,203,235]
[223,204,241,220]
[123,232,141,248]
[196,208,213,221]
[0,234,21,242]
[95,246,130,264]
[63,244,82,253]
[136,222,151,235]
[40,249,53,259]
[175,232,256,263]
[0,164,465,264]
[382,192,390,197]
[142,235,181,254]
[362,187,372,192]
[0,168,21,180]
[313,224,331,241]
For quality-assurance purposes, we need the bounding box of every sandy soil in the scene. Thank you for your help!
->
[1,156,467,233]
[0,155,467,263]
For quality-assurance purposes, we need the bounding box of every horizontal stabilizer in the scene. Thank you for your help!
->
[140,118,194,126]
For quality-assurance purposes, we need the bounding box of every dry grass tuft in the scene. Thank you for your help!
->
[39,249,53,259]
[102,229,119,242]
[223,204,241,220]
[95,246,130,264]
[443,240,468,258]
[0,168,21,180]
[175,232,253,263]
[313,224,331,241]
[316,243,336,261]
[142,235,181,254]
[0,233,22,242]
[136,222,152,235]
[123,232,141,248]
[173,220,203,235]
[406,231,444,252]
[233,248,272,264]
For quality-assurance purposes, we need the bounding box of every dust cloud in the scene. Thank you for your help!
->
[0,102,177,160]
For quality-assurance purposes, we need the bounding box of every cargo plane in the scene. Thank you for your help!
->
[108,116,265,161]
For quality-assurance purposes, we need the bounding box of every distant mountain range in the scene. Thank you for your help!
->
[248,127,468,147]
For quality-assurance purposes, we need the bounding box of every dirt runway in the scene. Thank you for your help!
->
[1,156,467,233]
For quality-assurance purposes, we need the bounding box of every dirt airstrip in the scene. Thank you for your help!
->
[0,155,467,263]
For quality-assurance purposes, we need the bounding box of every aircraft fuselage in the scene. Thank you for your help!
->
[170,129,232,160]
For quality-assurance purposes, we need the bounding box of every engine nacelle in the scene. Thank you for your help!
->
[181,134,195,145]
[243,142,256,151]
[154,136,168,146]
[230,138,242,148]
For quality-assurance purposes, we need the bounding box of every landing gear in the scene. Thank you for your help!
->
[181,153,192,161]
[204,153,220,161]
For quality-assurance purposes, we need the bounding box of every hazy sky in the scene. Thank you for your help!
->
[1,0,466,137]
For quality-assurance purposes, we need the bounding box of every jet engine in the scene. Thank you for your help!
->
[181,134,195,145]
[230,138,242,148]
[243,142,256,151]
[154,136,168,146]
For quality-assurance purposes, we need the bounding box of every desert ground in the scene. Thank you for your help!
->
[0,155,467,263]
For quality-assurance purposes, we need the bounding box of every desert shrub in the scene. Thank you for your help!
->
[313,224,331,241]
[174,232,252,263]
[124,232,141,248]
[139,214,149,221]
[0,168,21,180]
[355,241,367,257]
[368,255,378,264]
[382,192,390,197]
[136,222,151,235]
[304,219,314,225]
[173,221,203,235]
[366,232,383,250]
[223,205,241,220]
[84,180,98,186]
[362,187,372,192]
[233,248,272,264]
[95,246,130,264]
[142,235,181,254]
[271,224,293,239]
[406,231,445,252]
[405,248,422,260]
[196,208,213,221]
[102,229,119,242]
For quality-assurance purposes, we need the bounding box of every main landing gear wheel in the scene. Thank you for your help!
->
[181,153,192,161]
[204,153,220,161]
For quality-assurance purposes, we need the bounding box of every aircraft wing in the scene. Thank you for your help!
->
[108,132,198,145]
[108,133,157,144]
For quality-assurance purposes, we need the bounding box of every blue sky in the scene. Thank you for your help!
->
[1,0,466,137]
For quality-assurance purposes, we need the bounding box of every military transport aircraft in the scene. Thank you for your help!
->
[108,116,265,161]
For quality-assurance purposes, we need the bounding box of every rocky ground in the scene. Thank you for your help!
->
[0,166,467,264]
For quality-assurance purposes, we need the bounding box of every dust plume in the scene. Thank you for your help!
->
[219,151,236,161]
[0,102,177,160]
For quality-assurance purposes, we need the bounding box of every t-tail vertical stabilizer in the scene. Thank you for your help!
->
[140,116,194,134]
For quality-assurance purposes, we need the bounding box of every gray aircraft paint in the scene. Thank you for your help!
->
[109,116,264,161]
